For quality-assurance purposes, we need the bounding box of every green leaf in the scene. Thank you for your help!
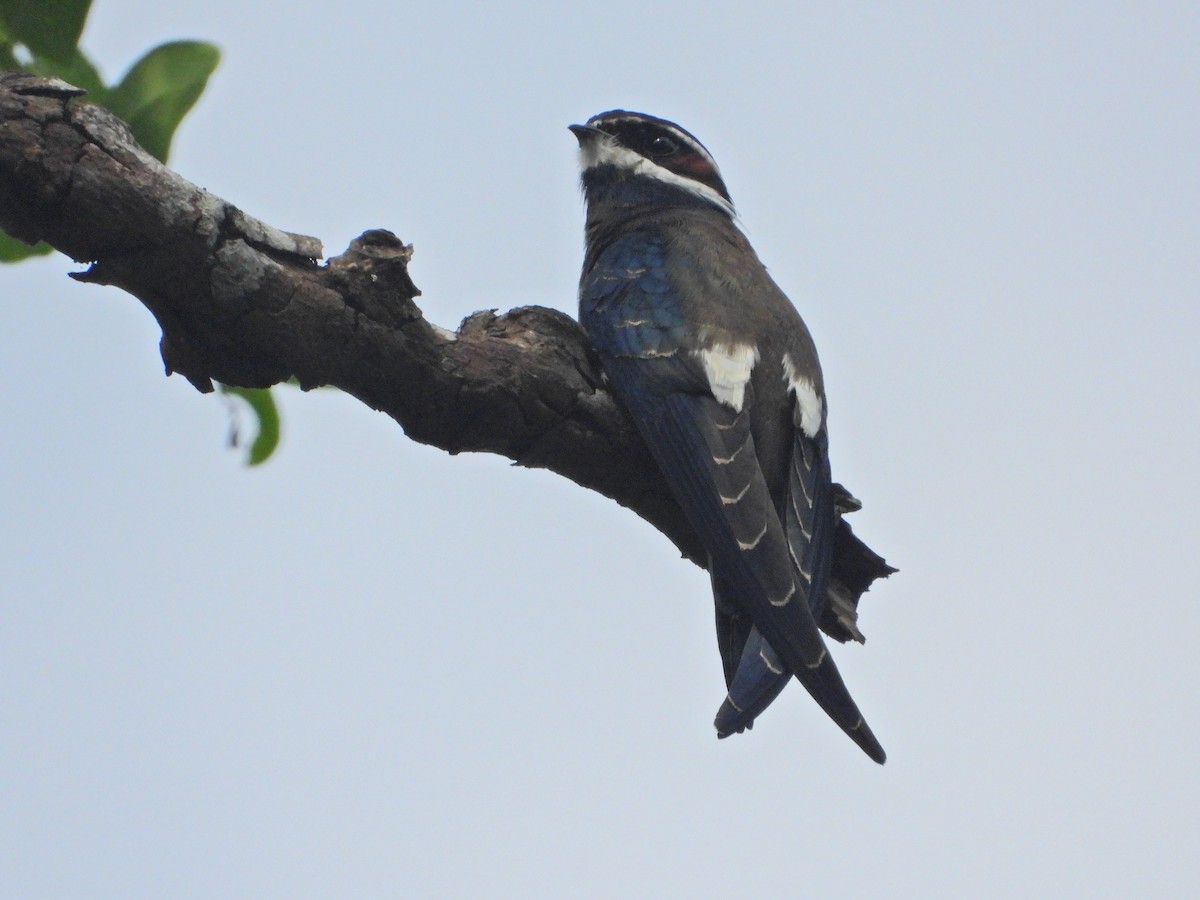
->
[106,40,219,162]
[0,231,53,262]
[219,385,281,466]
[0,0,91,62]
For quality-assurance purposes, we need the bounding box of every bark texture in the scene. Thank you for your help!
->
[0,72,893,641]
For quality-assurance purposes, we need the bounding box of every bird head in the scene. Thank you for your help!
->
[570,110,735,218]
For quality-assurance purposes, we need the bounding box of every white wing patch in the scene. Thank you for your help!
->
[697,343,759,412]
[782,353,824,438]
[578,136,736,218]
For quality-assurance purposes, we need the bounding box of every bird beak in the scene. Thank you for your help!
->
[569,123,605,145]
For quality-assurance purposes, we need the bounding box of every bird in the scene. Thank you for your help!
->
[571,110,885,763]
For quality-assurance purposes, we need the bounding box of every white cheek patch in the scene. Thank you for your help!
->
[782,353,824,438]
[697,343,759,412]
[579,137,736,218]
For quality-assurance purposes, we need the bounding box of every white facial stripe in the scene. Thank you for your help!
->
[578,136,735,218]
[782,353,824,438]
[590,116,723,178]
[697,343,759,411]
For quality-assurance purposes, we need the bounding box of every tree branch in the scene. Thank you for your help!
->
[0,72,893,641]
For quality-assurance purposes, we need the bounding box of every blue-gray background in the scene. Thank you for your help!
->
[3,2,1198,896]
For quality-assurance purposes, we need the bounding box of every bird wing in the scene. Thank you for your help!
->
[714,396,838,736]
[581,235,884,762]
[784,400,836,625]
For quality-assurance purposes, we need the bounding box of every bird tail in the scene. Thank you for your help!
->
[713,625,790,737]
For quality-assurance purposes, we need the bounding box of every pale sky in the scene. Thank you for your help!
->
[3,2,1199,896]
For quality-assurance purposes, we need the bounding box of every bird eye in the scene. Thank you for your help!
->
[648,136,678,157]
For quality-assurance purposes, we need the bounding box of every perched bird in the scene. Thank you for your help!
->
[571,110,885,763]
